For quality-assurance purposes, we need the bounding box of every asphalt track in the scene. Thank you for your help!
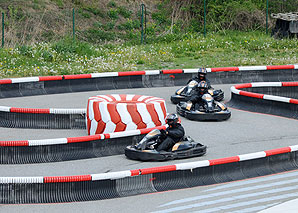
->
[1,84,298,212]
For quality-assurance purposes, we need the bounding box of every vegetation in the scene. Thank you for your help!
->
[0,0,297,78]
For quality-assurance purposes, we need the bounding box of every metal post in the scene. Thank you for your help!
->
[266,0,269,34]
[2,12,4,48]
[140,4,145,44]
[72,8,75,41]
[204,0,206,37]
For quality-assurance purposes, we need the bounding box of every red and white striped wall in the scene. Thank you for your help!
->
[0,125,166,147]
[0,64,297,84]
[1,144,298,183]
[0,106,86,114]
[87,94,167,135]
[231,82,298,104]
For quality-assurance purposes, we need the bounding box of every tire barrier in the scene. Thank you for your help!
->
[0,65,297,100]
[87,94,167,135]
[229,82,298,119]
[0,107,86,129]
[1,145,298,204]
[0,126,166,164]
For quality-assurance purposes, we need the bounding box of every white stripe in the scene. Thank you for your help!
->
[88,100,95,121]
[251,82,282,87]
[99,102,110,123]
[11,77,39,83]
[116,103,135,129]
[183,69,198,73]
[144,70,160,75]
[176,160,210,170]
[230,86,240,95]
[0,177,43,183]
[206,68,212,72]
[263,94,291,103]
[103,121,116,133]
[50,108,86,114]
[89,96,108,102]
[91,170,131,181]
[294,64,298,69]
[290,145,298,152]
[90,119,98,135]
[111,94,121,101]
[137,95,149,102]
[126,94,134,101]
[0,106,11,112]
[153,102,166,125]
[238,151,266,161]
[91,72,118,78]
[109,129,141,138]
[137,103,154,128]
[29,138,67,146]
[238,66,267,71]
[144,97,163,103]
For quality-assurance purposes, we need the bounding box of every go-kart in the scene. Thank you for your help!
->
[125,129,206,161]
[177,93,231,121]
[171,80,224,104]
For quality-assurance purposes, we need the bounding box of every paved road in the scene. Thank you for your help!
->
[0,84,298,212]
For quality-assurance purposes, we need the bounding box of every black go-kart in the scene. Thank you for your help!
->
[171,80,224,104]
[125,129,207,161]
[177,93,231,121]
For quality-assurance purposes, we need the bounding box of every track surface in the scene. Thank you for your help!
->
[1,84,298,212]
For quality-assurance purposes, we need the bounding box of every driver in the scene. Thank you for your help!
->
[187,67,211,88]
[156,113,185,152]
[188,81,209,109]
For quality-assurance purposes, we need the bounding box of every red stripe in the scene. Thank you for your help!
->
[118,71,146,76]
[265,147,291,156]
[211,67,239,72]
[104,134,110,139]
[282,82,298,87]
[162,69,183,74]
[140,165,177,175]
[290,99,298,104]
[146,103,161,126]
[132,95,143,102]
[105,95,117,101]
[159,102,167,118]
[127,104,147,129]
[44,175,92,183]
[67,135,101,143]
[39,76,63,81]
[239,91,264,99]
[0,79,12,84]
[10,108,50,114]
[0,141,29,146]
[130,169,140,176]
[209,156,240,166]
[119,94,127,101]
[235,83,252,89]
[266,65,295,70]
[64,74,92,80]
[140,127,159,135]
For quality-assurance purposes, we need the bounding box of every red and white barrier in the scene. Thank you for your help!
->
[86,94,167,135]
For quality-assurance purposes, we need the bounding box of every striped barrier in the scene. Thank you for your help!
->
[229,82,298,119]
[0,125,166,164]
[1,144,298,203]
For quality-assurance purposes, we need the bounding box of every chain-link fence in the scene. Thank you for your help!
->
[0,0,297,48]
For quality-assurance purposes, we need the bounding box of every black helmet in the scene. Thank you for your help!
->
[166,113,179,126]
[197,81,208,93]
[198,68,207,79]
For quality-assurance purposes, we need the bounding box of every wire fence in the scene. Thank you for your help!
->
[0,0,297,48]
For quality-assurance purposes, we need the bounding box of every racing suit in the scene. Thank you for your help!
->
[156,123,185,152]
[187,77,211,89]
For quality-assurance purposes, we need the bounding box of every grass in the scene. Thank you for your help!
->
[0,31,297,78]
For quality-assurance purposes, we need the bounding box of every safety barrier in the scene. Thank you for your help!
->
[229,82,298,119]
[1,144,297,203]
[0,125,166,164]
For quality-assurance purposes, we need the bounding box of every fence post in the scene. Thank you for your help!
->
[204,0,206,37]
[140,4,146,44]
[266,0,269,34]
[72,8,75,41]
[2,12,4,48]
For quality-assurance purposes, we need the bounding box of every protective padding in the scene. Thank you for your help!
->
[86,94,167,135]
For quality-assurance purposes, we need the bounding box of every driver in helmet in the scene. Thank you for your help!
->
[188,81,209,109]
[187,67,211,88]
[156,113,185,152]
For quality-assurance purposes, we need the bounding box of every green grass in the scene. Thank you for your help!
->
[0,31,297,78]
